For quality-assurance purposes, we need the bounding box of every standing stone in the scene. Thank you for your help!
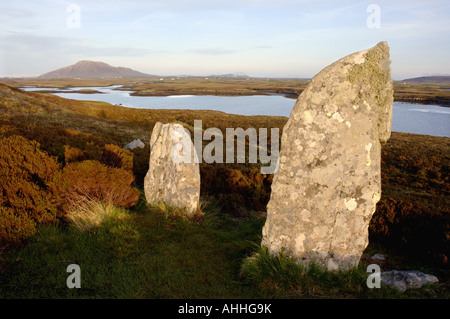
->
[144,122,201,217]
[261,42,393,271]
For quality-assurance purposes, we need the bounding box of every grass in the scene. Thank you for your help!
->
[0,196,265,298]
[0,195,446,299]
[240,246,446,299]
[65,196,130,232]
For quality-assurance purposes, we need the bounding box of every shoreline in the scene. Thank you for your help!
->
[123,89,450,107]
[29,89,104,94]
[15,83,450,107]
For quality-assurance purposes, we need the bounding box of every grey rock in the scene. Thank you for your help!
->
[381,270,439,292]
[124,139,145,150]
[370,254,386,261]
[144,122,201,217]
[261,42,394,271]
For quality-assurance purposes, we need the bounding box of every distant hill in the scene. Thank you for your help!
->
[402,76,450,84]
[207,73,249,78]
[39,60,154,79]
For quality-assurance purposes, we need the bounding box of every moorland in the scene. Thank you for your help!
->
[0,79,448,299]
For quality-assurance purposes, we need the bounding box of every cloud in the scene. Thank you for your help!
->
[0,33,159,57]
[0,6,36,19]
[0,33,167,75]
[254,45,273,49]
[1,0,449,78]
[188,47,237,55]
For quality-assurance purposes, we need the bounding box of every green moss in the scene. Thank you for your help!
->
[347,43,394,143]
[347,43,393,108]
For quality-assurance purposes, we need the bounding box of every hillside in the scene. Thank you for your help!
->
[402,76,450,84]
[0,84,448,298]
[39,60,154,79]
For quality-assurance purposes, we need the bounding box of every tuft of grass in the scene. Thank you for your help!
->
[65,195,129,232]
[147,200,204,222]
[239,246,427,298]
[240,246,304,287]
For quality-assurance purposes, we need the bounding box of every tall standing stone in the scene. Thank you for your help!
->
[261,42,394,270]
[144,122,201,217]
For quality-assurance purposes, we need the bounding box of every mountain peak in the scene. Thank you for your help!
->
[75,60,108,65]
[401,76,450,83]
[39,61,154,78]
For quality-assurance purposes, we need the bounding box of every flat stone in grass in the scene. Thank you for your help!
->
[381,270,439,292]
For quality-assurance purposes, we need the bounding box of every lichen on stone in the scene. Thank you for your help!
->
[347,42,392,107]
[347,42,393,144]
[261,42,394,271]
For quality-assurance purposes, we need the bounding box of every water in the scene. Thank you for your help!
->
[22,85,450,137]
[392,103,450,137]
[31,85,295,117]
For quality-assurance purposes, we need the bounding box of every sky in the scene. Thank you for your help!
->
[0,0,449,80]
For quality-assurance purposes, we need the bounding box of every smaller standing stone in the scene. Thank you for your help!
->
[144,122,201,217]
